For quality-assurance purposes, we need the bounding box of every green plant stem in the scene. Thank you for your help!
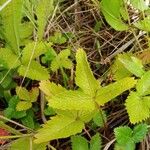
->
[0,115,34,132]
[60,67,68,87]
[0,133,33,139]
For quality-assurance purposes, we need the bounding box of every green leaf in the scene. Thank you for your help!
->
[101,0,128,31]
[34,115,84,143]
[114,142,135,150]
[50,90,95,111]
[8,137,47,150]
[29,87,39,102]
[130,0,148,11]
[114,126,133,145]
[39,80,66,97]
[36,0,54,40]
[111,54,132,80]
[90,133,102,150]
[71,135,89,150]
[134,17,150,32]
[51,49,72,72]
[16,101,32,111]
[49,32,67,44]
[125,92,150,124]
[0,48,21,69]
[21,110,35,129]
[96,77,137,105]
[18,60,49,80]
[0,0,23,54]
[4,96,26,119]
[136,71,150,96]
[118,56,145,77]
[75,48,100,97]
[93,111,107,127]
[16,86,30,101]
[132,123,148,143]
[22,42,52,63]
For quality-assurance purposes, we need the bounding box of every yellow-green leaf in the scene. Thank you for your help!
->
[22,42,52,63]
[29,87,39,102]
[75,49,100,97]
[0,48,21,69]
[101,0,128,31]
[39,80,66,97]
[50,90,95,111]
[36,0,54,40]
[96,77,137,105]
[16,86,30,101]
[16,101,32,111]
[18,61,49,80]
[34,115,84,143]
[125,92,150,124]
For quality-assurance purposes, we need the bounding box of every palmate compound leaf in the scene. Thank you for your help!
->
[50,90,95,111]
[101,0,128,31]
[95,77,137,105]
[0,48,21,69]
[0,0,23,55]
[136,71,150,96]
[22,42,52,63]
[34,115,84,143]
[125,92,150,124]
[18,60,49,80]
[75,49,100,97]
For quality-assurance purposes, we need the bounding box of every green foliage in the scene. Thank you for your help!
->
[134,17,150,32]
[111,53,132,80]
[101,0,128,31]
[118,55,145,77]
[114,124,148,149]
[16,86,39,111]
[36,0,54,40]
[4,96,26,119]
[34,115,84,143]
[95,77,137,105]
[90,133,102,150]
[35,49,136,143]
[136,71,150,96]
[130,0,149,11]
[71,135,89,150]
[75,48,100,97]
[0,48,21,69]
[93,111,107,127]
[49,32,67,44]
[18,60,49,80]
[22,42,52,63]
[51,49,72,72]
[71,133,102,150]
[8,137,47,150]
[0,0,23,54]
